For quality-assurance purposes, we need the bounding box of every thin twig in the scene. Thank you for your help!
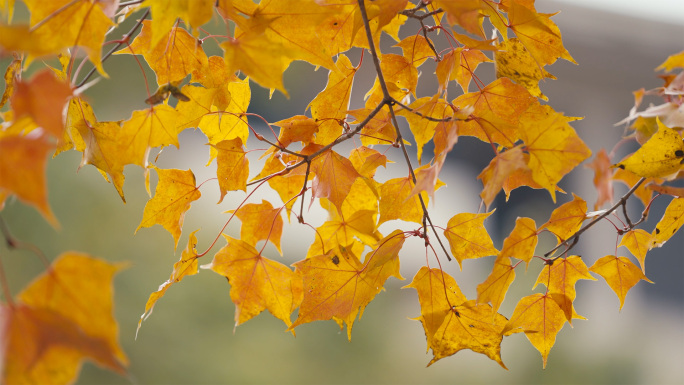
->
[75,8,150,89]
[544,177,647,259]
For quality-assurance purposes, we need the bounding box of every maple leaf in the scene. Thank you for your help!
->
[119,21,208,85]
[395,35,436,68]
[502,293,567,368]
[404,267,467,351]
[190,56,235,111]
[409,163,446,201]
[428,300,509,368]
[206,236,303,330]
[519,103,591,202]
[243,0,338,71]
[432,0,491,38]
[499,216,538,266]
[478,145,528,209]
[307,147,362,212]
[586,148,614,210]
[614,119,684,179]
[308,54,357,145]
[3,253,128,384]
[651,197,684,248]
[452,78,535,147]
[398,96,452,162]
[229,200,284,254]
[141,0,214,47]
[0,135,58,227]
[495,37,555,100]
[10,69,72,138]
[306,209,381,258]
[540,194,587,243]
[503,0,575,67]
[436,47,491,93]
[656,50,684,72]
[533,256,596,322]
[380,53,418,96]
[119,105,187,167]
[136,167,202,249]
[476,256,516,314]
[443,211,499,269]
[137,230,200,336]
[1,0,113,74]
[589,255,653,310]
[349,146,389,179]
[214,138,249,203]
[198,76,251,163]
[290,244,401,340]
[221,33,292,95]
[378,176,426,225]
[619,229,653,273]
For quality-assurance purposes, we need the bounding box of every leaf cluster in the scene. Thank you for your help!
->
[0,0,683,382]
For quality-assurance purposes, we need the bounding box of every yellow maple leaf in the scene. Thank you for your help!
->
[540,194,587,243]
[136,167,202,249]
[495,37,555,100]
[519,103,591,202]
[533,256,596,322]
[619,229,654,273]
[443,211,499,269]
[502,293,567,368]
[207,236,303,330]
[476,256,516,314]
[499,216,538,266]
[229,199,284,254]
[651,197,684,248]
[614,119,684,179]
[213,138,249,203]
[589,255,653,310]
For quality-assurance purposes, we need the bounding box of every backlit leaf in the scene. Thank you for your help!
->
[443,211,499,269]
[229,200,283,254]
[214,138,249,203]
[540,194,587,243]
[619,229,653,273]
[476,256,516,314]
[499,217,538,266]
[533,256,596,322]
[137,167,202,249]
[502,293,567,368]
[589,255,653,310]
[207,236,303,330]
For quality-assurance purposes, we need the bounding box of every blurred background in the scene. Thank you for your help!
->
[1,1,682,384]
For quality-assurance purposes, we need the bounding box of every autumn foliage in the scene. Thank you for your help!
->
[0,0,683,383]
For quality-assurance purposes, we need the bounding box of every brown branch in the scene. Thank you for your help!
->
[75,8,150,89]
[544,177,647,259]
[0,215,51,269]
[357,0,452,261]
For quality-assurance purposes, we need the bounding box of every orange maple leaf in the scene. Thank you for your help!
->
[436,47,491,93]
[206,236,303,330]
[141,0,214,46]
[309,148,362,212]
[10,69,72,138]
[378,176,426,225]
[0,135,58,227]
[119,105,187,167]
[136,167,202,249]
[586,148,614,210]
[3,253,128,384]
[589,255,653,310]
